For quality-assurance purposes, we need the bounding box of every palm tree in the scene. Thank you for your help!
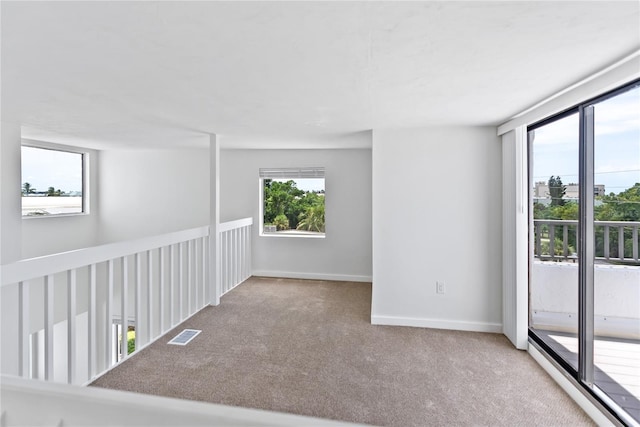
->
[297,204,325,233]
[273,214,290,231]
[22,182,36,196]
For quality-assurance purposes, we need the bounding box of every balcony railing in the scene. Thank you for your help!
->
[0,218,252,387]
[533,219,640,264]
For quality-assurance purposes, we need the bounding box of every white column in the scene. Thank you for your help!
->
[209,134,221,306]
[502,126,529,350]
[0,121,22,377]
[1,121,22,264]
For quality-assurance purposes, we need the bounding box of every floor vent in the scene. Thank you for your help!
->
[168,329,201,346]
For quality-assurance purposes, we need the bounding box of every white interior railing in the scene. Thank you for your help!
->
[1,226,210,385]
[0,375,360,427]
[220,217,253,296]
[1,218,253,388]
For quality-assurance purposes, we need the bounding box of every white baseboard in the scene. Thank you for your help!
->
[371,314,502,333]
[251,270,372,283]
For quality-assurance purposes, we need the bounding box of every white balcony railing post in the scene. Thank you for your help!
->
[533,219,640,264]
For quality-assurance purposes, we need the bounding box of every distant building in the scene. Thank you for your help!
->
[534,181,605,200]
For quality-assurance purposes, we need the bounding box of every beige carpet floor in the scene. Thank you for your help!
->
[91,277,594,426]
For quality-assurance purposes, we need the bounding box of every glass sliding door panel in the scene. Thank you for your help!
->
[530,112,581,371]
[592,85,640,422]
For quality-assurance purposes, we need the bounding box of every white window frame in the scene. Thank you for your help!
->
[258,167,326,239]
[21,140,90,219]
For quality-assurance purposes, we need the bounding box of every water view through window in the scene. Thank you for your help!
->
[21,146,84,216]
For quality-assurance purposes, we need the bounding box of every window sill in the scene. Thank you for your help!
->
[22,212,89,220]
[259,231,325,239]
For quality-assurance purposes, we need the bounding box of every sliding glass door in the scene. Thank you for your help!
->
[529,111,581,371]
[529,80,640,425]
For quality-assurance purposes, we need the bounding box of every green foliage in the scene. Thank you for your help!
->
[595,183,640,258]
[22,182,36,196]
[23,182,65,196]
[46,187,63,196]
[548,175,566,206]
[549,201,579,220]
[534,183,640,223]
[127,330,135,355]
[595,183,640,222]
[535,182,640,260]
[273,214,290,231]
[297,204,325,232]
[263,179,325,232]
[540,238,576,257]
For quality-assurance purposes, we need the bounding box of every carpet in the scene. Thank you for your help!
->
[91,277,594,426]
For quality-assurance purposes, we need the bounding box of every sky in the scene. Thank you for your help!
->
[532,85,640,196]
[272,178,324,192]
[21,146,83,193]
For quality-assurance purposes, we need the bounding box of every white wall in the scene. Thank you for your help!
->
[98,148,210,243]
[371,127,503,333]
[220,148,372,282]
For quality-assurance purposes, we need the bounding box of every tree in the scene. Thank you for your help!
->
[47,187,56,196]
[297,204,325,232]
[594,183,640,259]
[596,182,640,222]
[273,214,290,231]
[263,179,325,232]
[264,180,303,225]
[22,182,36,196]
[548,176,566,206]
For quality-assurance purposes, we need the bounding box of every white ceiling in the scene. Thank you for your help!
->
[2,1,639,150]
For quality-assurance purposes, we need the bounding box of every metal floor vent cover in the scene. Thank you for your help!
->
[168,329,201,346]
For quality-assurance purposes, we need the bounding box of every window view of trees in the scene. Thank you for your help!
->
[22,182,69,197]
[263,179,325,234]
[547,175,566,206]
[534,176,640,259]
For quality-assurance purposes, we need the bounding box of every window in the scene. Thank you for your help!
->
[259,167,325,237]
[21,145,85,216]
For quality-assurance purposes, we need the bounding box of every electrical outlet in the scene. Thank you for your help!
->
[436,281,445,294]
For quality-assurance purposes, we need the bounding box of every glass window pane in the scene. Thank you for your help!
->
[262,178,325,236]
[592,85,640,420]
[21,146,84,216]
[530,112,580,371]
